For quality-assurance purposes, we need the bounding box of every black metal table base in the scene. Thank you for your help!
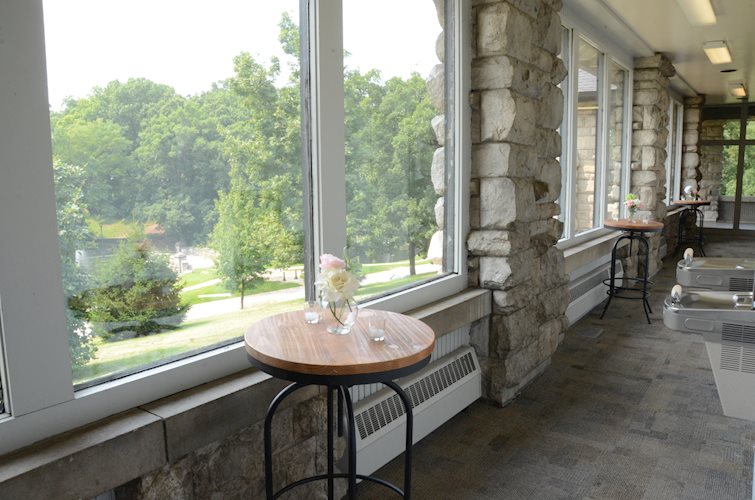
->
[675,206,706,256]
[600,230,654,324]
[264,380,413,499]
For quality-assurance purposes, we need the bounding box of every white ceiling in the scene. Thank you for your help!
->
[565,0,755,104]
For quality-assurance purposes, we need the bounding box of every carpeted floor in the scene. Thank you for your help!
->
[358,230,755,499]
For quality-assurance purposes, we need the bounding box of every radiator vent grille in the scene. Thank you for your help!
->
[354,351,477,440]
[569,260,623,302]
[721,323,755,373]
[729,277,754,292]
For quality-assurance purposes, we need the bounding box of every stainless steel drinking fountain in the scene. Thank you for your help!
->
[676,248,755,291]
[663,275,755,421]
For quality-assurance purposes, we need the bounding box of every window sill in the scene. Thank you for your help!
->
[0,288,491,497]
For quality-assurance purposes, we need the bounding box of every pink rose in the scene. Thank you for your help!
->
[320,254,345,270]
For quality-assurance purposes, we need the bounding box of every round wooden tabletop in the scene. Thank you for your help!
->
[603,218,664,232]
[673,199,711,206]
[245,309,435,383]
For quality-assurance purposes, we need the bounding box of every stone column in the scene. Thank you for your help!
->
[700,119,725,221]
[631,53,675,275]
[682,95,716,219]
[469,0,569,406]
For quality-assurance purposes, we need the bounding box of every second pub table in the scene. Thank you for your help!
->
[245,309,435,499]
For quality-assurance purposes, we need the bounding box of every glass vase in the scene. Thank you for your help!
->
[323,297,358,335]
[628,208,637,221]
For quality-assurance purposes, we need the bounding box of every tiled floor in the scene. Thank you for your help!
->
[358,232,755,499]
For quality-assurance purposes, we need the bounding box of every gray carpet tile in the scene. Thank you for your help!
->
[357,231,755,499]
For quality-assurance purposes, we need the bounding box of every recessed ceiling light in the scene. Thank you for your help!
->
[676,0,717,26]
[703,41,732,64]
[729,82,747,98]
[720,69,738,73]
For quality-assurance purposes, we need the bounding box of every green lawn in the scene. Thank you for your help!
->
[73,299,303,385]
[361,258,431,274]
[73,265,436,387]
[179,268,219,288]
[355,271,437,300]
[180,279,300,305]
[87,219,154,239]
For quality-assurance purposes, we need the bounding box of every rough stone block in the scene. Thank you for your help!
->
[539,246,568,287]
[431,147,445,195]
[493,284,534,315]
[535,6,561,54]
[491,306,538,354]
[472,55,515,90]
[535,158,561,203]
[503,341,541,386]
[551,56,567,85]
[632,129,659,147]
[479,250,534,290]
[683,108,700,124]
[682,152,700,169]
[472,142,536,178]
[470,91,481,144]
[477,2,534,61]
[634,53,675,77]
[435,31,445,63]
[480,177,536,227]
[426,64,445,112]
[535,128,561,159]
[537,83,563,129]
[634,89,660,106]
[480,88,536,145]
[432,114,445,146]
[434,197,445,228]
[682,129,698,146]
[468,230,512,256]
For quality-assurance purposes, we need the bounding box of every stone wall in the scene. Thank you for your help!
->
[700,119,725,222]
[575,108,597,231]
[630,54,674,276]
[468,0,569,405]
[682,96,717,220]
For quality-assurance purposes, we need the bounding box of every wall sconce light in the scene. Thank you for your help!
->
[703,41,732,64]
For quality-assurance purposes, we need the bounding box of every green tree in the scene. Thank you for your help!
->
[211,165,272,309]
[87,235,186,339]
[53,160,97,367]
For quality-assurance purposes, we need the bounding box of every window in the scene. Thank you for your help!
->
[558,21,631,244]
[666,99,683,204]
[0,0,468,454]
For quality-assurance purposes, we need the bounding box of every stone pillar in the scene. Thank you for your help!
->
[682,95,716,219]
[700,119,725,221]
[631,53,675,275]
[469,0,569,406]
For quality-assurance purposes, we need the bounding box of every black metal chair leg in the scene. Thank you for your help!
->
[385,381,413,500]
[265,382,308,500]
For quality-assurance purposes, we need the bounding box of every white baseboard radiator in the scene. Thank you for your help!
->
[350,346,481,476]
[565,256,623,326]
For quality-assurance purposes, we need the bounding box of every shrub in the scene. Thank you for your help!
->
[87,237,187,340]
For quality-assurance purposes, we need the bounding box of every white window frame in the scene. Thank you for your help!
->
[558,14,633,249]
[666,98,684,205]
[0,0,470,455]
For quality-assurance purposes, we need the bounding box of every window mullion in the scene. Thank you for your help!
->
[309,0,346,263]
[0,0,74,417]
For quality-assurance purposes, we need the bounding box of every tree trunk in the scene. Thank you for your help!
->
[240,280,246,310]
[282,270,286,281]
[408,242,416,276]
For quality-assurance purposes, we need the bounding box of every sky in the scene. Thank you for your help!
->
[42,0,442,110]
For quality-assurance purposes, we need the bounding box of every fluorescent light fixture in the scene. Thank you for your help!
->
[703,41,732,64]
[729,82,747,98]
[676,0,716,26]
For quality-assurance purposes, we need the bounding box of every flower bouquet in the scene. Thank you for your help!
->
[317,253,360,334]
[624,193,643,220]
[683,185,700,200]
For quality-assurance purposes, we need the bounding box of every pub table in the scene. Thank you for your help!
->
[600,218,664,324]
[245,309,435,499]
[673,199,710,256]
